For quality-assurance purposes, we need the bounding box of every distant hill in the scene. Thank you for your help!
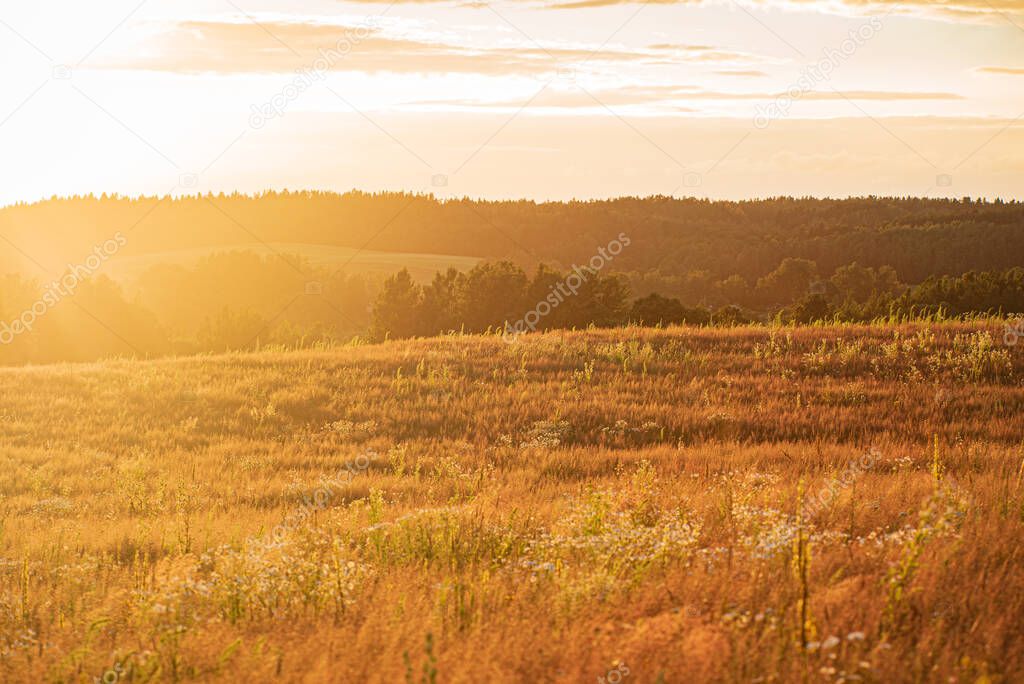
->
[102,243,481,285]
[2,192,1023,285]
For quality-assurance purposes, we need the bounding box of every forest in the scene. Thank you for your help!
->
[4,192,1024,283]
[1,193,1023,363]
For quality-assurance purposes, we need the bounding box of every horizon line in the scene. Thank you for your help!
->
[3,188,1021,212]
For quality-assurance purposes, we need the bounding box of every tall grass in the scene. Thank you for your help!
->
[0,320,1022,681]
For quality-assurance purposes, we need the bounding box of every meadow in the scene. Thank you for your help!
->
[1,321,1022,683]
[99,243,482,287]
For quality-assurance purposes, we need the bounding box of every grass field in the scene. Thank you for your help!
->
[1,322,1022,683]
[100,243,483,284]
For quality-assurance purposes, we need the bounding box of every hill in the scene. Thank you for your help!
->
[3,192,1023,285]
[104,242,481,285]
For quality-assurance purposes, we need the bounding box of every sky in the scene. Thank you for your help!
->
[1,0,1023,205]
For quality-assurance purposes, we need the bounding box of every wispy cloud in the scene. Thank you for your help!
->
[325,0,1024,21]
[978,66,1024,75]
[575,0,1024,20]
[412,85,964,109]
[94,20,772,77]
[715,69,769,77]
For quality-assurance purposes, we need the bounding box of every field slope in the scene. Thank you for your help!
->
[1,323,1023,682]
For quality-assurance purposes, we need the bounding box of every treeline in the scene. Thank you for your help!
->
[369,261,1024,340]
[4,192,1024,284]
[1,253,1022,365]
[620,258,904,310]
[784,267,1024,324]
[370,262,633,340]
[0,252,376,365]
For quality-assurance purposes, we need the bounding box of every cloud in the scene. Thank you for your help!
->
[96,21,545,76]
[802,0,1024,18]
[647,44,776,63]
[327,0,1024,20]
[412,85,963,109]
[94,20,771,76]
[413,85,699,108]
[715,69,769,77]
[776,90,965,101]
[571,0,1024,19]
[978,66,1024,75]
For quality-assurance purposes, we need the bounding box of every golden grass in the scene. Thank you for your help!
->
[1,321,1022,682]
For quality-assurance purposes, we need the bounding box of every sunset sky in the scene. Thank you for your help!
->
[2,0,1023,205]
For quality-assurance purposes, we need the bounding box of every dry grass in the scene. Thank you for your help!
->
[1,321,1023,682]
